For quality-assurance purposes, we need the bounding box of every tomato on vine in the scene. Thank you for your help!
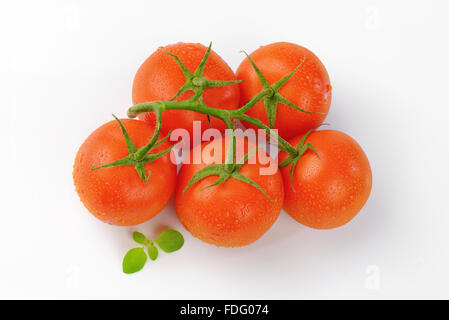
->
[174,136,284,247]
[73,117,177,226]
[73,39,374,275]
[236,42,332,140]
[279,130,372,229]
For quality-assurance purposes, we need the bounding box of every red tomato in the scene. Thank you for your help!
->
[174,136,284,247]
[132,42,240,142]
[279,130,372,229]
[236,42,332,140]
[73,119,177,226]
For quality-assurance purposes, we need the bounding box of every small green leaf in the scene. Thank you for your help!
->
[133,231,148,245]
[122,247,147,274]
[155,229,184,253]
[148,242,159,261]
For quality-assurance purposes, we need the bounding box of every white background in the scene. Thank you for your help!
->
[0,0,448,299]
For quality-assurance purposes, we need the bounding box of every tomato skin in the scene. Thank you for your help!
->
[132,42,240,141]
[236,42,331,140]
[174,137,284,247]
[73,119,177,226]
[279,130,372,229]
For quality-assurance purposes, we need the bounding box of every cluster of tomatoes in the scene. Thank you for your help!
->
[73,42,372,247]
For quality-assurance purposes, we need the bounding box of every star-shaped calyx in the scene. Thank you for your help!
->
[182,133,273,201]
[91,114,177,182]
[161,43,242,102]
[241,51,322,128]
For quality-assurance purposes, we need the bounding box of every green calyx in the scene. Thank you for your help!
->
[278,129,320,191]
[182,130,273,201]
[238,51,322,128]
[160,42,242,103]
[91,113,176,182]
[123,230,184,274]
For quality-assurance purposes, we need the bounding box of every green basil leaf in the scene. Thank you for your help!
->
[132,231,148,245]
[148,242,159,261]
[155,229,184,253]
[122,247,147,274]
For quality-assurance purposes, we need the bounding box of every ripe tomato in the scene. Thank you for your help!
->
[279,130,372,229]
[132,42,240,142]
[174,136,284,247]
[236,42,332,140]
[73,119,177,226]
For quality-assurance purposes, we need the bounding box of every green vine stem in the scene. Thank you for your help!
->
[119,43,322,197]
[125,44,322,161]
[128,99,299,158]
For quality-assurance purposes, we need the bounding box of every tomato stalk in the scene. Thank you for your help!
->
[128,99,231,123]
